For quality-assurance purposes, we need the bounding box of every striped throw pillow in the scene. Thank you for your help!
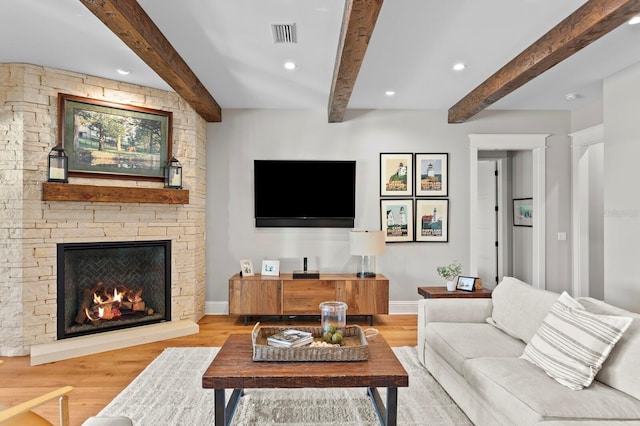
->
[521,291,632,390]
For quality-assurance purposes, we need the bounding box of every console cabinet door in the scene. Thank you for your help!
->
[336,278,389,314]
[282,280,336,314]
[229,278,281,315]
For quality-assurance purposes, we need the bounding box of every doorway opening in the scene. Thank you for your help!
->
[469,134,548,289]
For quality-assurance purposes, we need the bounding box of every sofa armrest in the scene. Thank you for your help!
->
[417,298,494,367]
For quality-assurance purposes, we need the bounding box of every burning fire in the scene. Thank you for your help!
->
[78,282,148,323]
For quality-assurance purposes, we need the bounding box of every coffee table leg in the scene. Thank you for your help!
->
[215,388,243,426]
[367,386,398,426]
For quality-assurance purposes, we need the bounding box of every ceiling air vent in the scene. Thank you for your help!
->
[271,23,297,44]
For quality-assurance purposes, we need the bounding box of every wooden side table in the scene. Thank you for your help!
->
[418,286,492,299]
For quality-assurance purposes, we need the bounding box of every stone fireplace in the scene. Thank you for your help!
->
[0,64,207,362]
[57,240,171,340]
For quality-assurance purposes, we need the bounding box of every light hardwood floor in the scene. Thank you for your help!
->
[0,314,417,426]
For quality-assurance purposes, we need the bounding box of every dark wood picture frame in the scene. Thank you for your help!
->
[58,93,172,182]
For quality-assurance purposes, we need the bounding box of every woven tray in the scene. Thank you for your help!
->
[251,323,377,362]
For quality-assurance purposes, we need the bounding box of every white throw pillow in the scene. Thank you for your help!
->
[521,291,632,390]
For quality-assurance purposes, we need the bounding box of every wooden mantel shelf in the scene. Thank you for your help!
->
[42,182,189,204]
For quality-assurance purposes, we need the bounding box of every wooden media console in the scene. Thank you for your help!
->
[228,273,389,325]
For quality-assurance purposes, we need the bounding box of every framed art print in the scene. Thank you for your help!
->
[58,93,172,181]
[261,260,280,276]
[380,153,413,197]
[415,153,448,197]
[513,198,533,227]
[240,259,254,277]
[415,199,449,242]
[380,199,414,242]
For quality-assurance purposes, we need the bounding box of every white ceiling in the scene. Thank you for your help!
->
[2,0,640,115]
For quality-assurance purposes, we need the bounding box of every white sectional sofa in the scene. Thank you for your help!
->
[417,276,640,425]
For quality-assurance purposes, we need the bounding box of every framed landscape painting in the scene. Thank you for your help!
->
[415,199,449,242]
[380,199,414,242]
[380,153,413,197]
[58,93,172,181]
[415,153,448,197]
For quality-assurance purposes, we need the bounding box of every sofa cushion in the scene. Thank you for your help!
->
[521,292,632,390]
[488,276,559,343]
[425,322,525,375]
[464,357,640,424]
[578,297,640,400]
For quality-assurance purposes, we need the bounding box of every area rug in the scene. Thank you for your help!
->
[97,346,471,425]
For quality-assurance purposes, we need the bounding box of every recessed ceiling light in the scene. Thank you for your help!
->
[452,62,466,71]
[283,61,296,70]
[629,15,640,25]
[565,93,579,101]
[385,90,396,96]
[117,69,130,75]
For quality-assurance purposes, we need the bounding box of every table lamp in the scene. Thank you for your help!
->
[349,230,386,278]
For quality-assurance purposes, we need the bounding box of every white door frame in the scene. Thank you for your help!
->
[469,134,548,289]
[569,124,604,297]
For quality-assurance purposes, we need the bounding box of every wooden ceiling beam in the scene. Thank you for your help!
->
[80,0,221,122]
[448,0,640,123]
[328,0,383,123]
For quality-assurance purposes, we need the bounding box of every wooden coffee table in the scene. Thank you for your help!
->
[202,333,408,426]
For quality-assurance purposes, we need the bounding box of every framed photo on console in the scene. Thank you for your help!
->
[261,260,280,276]
[240,259,254,277]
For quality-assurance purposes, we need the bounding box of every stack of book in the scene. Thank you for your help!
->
[267,329,313,347]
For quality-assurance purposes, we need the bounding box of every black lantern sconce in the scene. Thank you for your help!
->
[165,156,183,189]
[47,145,68,183]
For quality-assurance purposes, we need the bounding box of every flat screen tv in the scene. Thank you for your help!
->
[254,160,356,228]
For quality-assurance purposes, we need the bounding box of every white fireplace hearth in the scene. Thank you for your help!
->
[30,320,199,365]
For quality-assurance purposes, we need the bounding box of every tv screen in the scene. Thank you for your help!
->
[254,160,356,228]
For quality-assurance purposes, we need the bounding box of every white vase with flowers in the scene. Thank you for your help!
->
[437,261,462,291]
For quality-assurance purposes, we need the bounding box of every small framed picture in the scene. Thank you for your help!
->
[380,199,414,242]
[415,199,449,242]
[240,259,254,277]
[380,153,413,197]
[415,153,448,197]
[456,276,477,292]
[513,198,533,227]
[261,260,280,276]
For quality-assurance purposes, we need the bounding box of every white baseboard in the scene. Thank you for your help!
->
[204,301,418,315]
[30,320,199,366]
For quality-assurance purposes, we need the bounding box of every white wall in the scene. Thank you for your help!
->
[603,62,640,312]
[205,109,572,307]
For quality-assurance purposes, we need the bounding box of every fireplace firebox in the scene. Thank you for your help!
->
[57,240,171,339]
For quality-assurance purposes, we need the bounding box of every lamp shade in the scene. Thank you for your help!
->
[349,230,386,256]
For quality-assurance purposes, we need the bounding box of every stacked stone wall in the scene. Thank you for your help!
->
[0,64,206,356]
